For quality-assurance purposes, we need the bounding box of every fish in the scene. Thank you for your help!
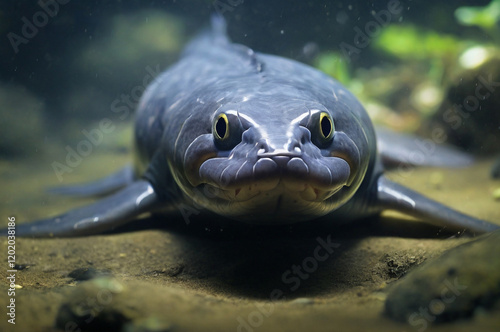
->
[5,15,498,237]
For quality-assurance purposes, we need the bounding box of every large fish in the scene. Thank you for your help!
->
[6,16,498,237]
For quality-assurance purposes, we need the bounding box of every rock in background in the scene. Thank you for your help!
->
[385,229,500,327]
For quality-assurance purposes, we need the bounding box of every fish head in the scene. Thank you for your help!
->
[180,91,373,224]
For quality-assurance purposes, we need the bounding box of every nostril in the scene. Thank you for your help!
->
[296,126,312,146]
[256,141,271,156]
[287,139,302,155]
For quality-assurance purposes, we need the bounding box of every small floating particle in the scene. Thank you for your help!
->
[14,284,23,289]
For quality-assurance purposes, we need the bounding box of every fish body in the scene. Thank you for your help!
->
[6,16,498,237]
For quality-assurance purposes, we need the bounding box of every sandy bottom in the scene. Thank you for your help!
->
[0,150,499,331]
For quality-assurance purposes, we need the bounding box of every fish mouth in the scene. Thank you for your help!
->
[197,178,345,223]
[181,130,362,221]
[196,154,351,203]
[201,177,344,203]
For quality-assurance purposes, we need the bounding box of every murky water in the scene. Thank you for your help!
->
[1,1,499,331]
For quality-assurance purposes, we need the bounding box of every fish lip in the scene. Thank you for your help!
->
[192,180,345,224]
[198,154,351,193]
[200,177,346,203]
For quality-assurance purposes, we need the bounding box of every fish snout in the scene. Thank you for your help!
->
[271,155,291,168]
[253,155,306,175]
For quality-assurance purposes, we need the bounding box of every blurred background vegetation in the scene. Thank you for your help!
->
[0,0,498,158]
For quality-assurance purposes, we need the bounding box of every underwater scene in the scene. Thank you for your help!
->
[1,0,500,331]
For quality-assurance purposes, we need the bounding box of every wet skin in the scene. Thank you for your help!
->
[4,16,499,237]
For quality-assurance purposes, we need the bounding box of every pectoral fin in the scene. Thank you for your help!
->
[377,175,499,234]
[3,180,159,238]
[376,127,474,169]
[47,165,135,197]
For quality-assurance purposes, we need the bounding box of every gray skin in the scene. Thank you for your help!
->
[5,17,499,237]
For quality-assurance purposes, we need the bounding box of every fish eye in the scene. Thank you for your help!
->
[214,114,229,140]
[320,112,333,140]
[212,112,243,150]
[309,111,334,148]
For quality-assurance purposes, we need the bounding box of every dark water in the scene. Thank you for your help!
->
[0,1,499,331]
[1,0,495,143]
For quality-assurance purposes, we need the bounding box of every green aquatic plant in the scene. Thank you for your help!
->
[314,52,367,100]
[373,25,463,63]
[455,0,500,41]
[314,52,351,86]
[317,6,500,124]
[372,24,465,86]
